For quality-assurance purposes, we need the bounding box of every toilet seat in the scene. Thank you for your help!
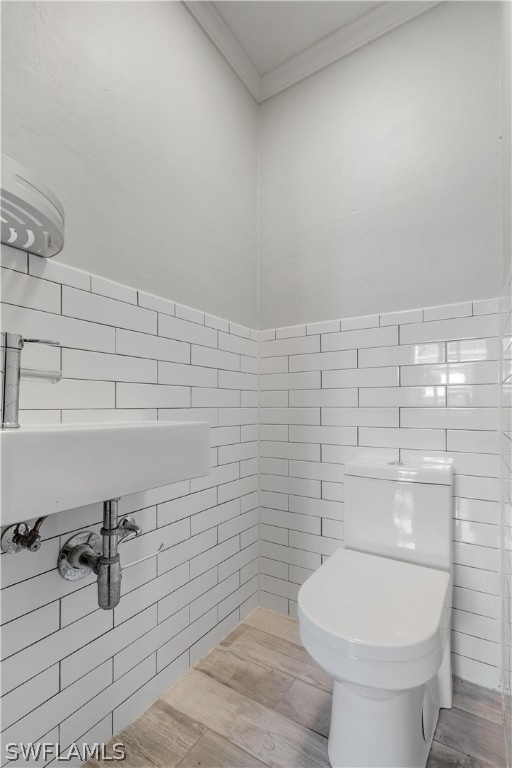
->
[298,548,449,667]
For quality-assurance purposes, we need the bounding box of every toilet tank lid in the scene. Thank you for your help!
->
[345,461,453,486]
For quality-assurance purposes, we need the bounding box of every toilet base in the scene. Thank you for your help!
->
[327,677,441,768]
[326,634,452,768]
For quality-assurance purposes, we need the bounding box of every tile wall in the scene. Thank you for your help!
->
[259,300,502,690]
[0,242,503,763]
[501,274,511,762]
[0,245,259,763]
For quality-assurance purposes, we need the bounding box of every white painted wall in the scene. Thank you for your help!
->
[1,2,503,331]
[502,0,512,282]
[1,1,258,327]
[258,2,502,329]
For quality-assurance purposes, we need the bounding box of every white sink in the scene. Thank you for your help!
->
[0,421,210,526]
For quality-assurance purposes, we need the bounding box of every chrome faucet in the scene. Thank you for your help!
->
[1,332,62,429]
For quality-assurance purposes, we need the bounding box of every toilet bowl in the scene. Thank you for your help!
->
[297,460,454,768]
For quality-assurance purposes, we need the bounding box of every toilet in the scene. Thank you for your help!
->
[297,461,453,768]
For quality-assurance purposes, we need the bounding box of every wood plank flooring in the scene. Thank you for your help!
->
[91,608,506,768]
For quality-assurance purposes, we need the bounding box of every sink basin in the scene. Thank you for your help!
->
[0,421,209,526]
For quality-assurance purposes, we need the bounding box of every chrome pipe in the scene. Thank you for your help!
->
[96,498,122,609]
[97,557,122,611]
[101,498,120,559]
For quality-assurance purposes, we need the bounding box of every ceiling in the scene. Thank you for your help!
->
[214,2,381,76]
[184,1,440,102]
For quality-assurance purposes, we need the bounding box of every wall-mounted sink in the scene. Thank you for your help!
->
[0,421,209,527]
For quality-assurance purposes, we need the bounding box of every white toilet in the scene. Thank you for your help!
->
[297,461,453,768]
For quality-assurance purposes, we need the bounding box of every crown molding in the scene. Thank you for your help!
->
[183,1,261,100]
[260,1,441,101]
[183,1,441,104]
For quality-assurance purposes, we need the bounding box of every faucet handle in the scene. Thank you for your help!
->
[23,338,61,347]
[21,338,62,383]
[118,516,142,544]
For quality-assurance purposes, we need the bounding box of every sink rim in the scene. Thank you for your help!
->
[1,420,207,434]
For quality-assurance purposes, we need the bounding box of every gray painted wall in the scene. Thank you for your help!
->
[1,3,503,330]
[258,2,502,328]
[1,1,259,327]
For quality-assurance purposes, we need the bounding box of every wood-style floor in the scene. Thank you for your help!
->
[92,608,506,768]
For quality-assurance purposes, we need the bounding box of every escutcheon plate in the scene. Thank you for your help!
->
[1,523,29,554]
[58,531,101,581]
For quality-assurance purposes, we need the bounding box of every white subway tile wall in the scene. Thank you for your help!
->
[0,248,259,760]
[260,300,501,691]
[501,275,512,747]
[0,244,502,760]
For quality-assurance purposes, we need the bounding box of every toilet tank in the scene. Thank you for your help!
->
[344,461,453,571]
